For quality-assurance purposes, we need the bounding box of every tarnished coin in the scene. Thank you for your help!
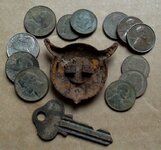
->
[117,16,143,43]
[70,9,97,35]
[105,80,136,112]
[120,70,147,98]
[7,33,40,58]
[121,55,150,77]
[56,14,79,41]
[5,52,39,82]
[24,6,56,37]
[14,67,49,102]
[103,12,128,40]
[127,24,156,53]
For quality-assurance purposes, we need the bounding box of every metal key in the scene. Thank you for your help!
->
[32,99,113,146]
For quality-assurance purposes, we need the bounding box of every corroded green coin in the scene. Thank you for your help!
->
[14,67,49,102]
[56,14,79,41]
[127,24,156,53]
[24,6,56,37]
[105,80,136,112]
[5,52,39,82]
[70,9,97,35]
[103,12,128,40]
[121,55,150,77]
[120,70,147,98]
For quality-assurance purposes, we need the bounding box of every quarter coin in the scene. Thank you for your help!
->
[24,6,56,37]
[120,70,147,98]
[56,14,79,41]
[70,9,97,35]
[121,55,150,77]
[14,67,49,102]
[7,33,40,58]
[103,12,128,40]
[105,80,136,112]
[127,24,156,53]
[5,52,39,82]
[117,16,143,43]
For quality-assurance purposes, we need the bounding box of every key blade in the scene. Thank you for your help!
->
[58,117,113,146]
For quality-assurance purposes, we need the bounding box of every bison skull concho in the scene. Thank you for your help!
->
[44,39,118,104]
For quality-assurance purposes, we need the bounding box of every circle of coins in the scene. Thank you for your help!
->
[127,24,156,53]
[56,14,79,41]
[5,52,39,82]
[120,70,147,98]
[105,55,150,111]
[121,55,150,77]
[7,32,40,58]
[103,12,128,40]
[70,9,97,35]
[103,12,156,53]
[24,6,56,37]
[14,67,49,102]
[105,80,136,112]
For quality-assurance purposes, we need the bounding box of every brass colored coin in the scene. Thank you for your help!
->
[5,52,39,82]
[127,24,156,53]
[121,55,150,77]
[56,14,79,41]
[103,12,128,40]
[70,9,97,35]
[105,80,136,112]
[117,16,143,43]
[24,6,56,37]
[14,67,49,102]
[120,70,147,98]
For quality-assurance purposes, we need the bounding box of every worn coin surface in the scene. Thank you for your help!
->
[105,80,136,112]
[7,33,40,58]
[56,14,79,41]
[24,6,56,37]
[5,52,39,82]
[14,67,49,102]
[117,16,143,43]
[120,70,147,98]
[70,9,97,35]
[103,12,128,40]
[127,24,156,53]
[121,55,150,77]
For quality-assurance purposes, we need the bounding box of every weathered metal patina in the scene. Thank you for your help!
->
[45,39,118,104]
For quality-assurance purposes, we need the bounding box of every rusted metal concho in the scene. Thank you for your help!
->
[44,39,118,104]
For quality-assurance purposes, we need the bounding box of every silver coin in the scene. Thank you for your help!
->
[7,33,40,58]
[117,16,143,43]
[14,67,49,102]
[127,24,156,53]
[24,6,56,37]
[5,52,39,82]
[56,14,79,41]
[103,12,128,40]
[105,80,136,112]
[121,55,150,77]
[70,9,97,35]
[120,70,147,98]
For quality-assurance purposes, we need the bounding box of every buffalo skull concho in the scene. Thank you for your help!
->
[44,39,118,104]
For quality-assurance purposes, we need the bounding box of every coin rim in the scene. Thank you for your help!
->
[56,14,79,41]
[70,9,98,35]
[105,80,136,112]
[7,32,40,58]
[24,5,56,37]
[14,67,49,102]
[127,23,156,53]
